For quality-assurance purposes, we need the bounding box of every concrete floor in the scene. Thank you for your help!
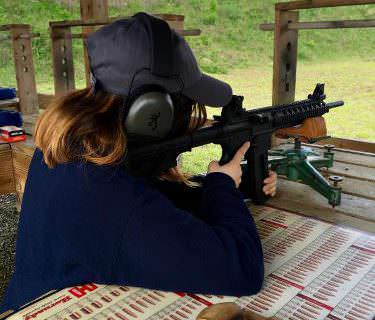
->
[0,194,18,304]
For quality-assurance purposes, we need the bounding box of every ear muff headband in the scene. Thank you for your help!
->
[125,14,175,141]
[133,12,174,77]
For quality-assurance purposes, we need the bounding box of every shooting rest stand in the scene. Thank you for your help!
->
[268,136,343,207]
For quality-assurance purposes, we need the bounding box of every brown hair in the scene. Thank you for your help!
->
[34,87,207,186]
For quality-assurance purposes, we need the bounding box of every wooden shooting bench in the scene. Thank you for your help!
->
[254,0,375,233]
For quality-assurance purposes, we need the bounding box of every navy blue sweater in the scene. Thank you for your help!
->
[0,149,264,312]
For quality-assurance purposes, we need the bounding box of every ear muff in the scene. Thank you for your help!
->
[125,88,174,140]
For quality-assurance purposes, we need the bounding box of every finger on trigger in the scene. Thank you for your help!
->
[233,141,250,163]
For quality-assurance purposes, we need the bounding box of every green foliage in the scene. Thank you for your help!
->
[0,0,375,85]
[1,0,374,83]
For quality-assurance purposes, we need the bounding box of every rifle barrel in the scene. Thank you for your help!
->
[326,100,344,109]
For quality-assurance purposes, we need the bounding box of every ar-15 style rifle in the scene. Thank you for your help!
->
[125,83,344,204]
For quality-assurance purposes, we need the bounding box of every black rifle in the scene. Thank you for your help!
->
[125,83,344,204]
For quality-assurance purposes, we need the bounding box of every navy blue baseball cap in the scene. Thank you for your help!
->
[85,12,232,107]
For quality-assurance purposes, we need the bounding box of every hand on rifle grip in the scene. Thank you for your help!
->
[208,142,250,188]
[263,170,278,197]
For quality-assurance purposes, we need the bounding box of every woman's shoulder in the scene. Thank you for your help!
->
[29,148,142,189]
[29,149,177,206]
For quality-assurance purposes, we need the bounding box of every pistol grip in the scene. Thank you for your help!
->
[240,135,272,204]
[218,140,245,165]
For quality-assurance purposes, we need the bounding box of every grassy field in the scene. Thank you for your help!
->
[1,0,375,80]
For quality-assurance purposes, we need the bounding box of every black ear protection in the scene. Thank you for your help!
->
[124,13,176,141]
[125,84,174,140]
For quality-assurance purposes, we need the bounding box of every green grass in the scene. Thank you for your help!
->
[1,0,375,85]
[0,1,374,175]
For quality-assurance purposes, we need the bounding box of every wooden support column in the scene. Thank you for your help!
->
[271,9,299,147]
[9,25,39,115]
[272,10,299,106]
[50,25,75,94]
[0,144,15,195]
[80,0,109,86]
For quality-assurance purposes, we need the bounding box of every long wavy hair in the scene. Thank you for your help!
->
[34,87,207,186]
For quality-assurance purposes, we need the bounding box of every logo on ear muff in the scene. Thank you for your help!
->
[148,112,161,131]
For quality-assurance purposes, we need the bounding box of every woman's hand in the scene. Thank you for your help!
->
[207,142,251,188]
[263,170,277,197]
[197,302,275,320]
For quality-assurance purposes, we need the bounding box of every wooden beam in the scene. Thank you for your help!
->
[267,179,375,233]
[50,26,75,94]
[12,144,33,208]
[80,0,109,87]
[154,14,184,30]
[276,0,375,11]
[0,24,29,32]
[10,25,39,115]
[272,11,299,106]
[22,113,40,135]
[316,137,375,154]
[50,18,123,28]
[0,32,40,41]
[271,10,299,147]
[49,18,201,36]
[0,144,15,195]
[37,93,53,109]
[260,19,375,31]
[53,29,201,40]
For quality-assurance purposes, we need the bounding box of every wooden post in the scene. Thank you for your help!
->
[10,25,39,115]
[260,19,375,31]
[272,10,299,106]
[154,14,185,30]
[276,0,375,11]
[0,144,15,195]
[271,9,299,146]
[80,0,109,87]
[50,25,75,94]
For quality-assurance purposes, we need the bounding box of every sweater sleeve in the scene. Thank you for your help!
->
[113,172,264,296]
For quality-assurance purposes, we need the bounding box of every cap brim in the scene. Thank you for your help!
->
[182,73,232,107]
